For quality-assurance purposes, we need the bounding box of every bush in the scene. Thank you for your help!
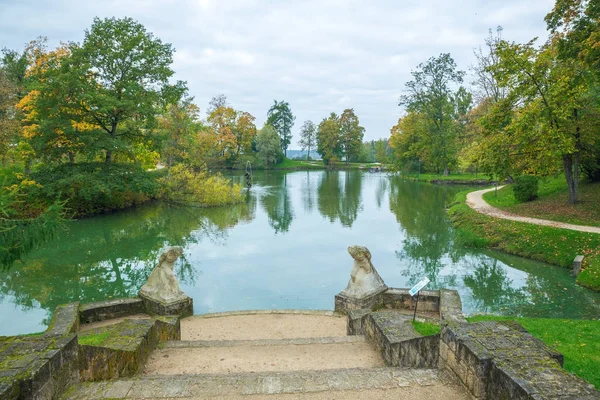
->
[513,175,539,202]
[33,163,160,216]
[160,164,242,207]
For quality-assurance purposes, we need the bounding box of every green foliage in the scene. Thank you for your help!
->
[0,175,66,268]
[411,320,441,336]
[33,163,160,217]
[266,100,295,156]
[466,315,600,389]
[256,125,283,167]
[160,164,242,207]
[316,113,342,166]
[397,53,468,175]
[339,108,365,165]
[513,175,539,202]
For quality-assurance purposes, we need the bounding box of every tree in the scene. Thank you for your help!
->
[157,99,202,167]
[471,27,508,103]
[26,17,186,164]
[339,108,365,165]
[399,53,466,175]
[233,111,257,156]
[491,39,597,203]
[207,105,237,160]
[266,100,295,157]
[207,94,229,117]
[316,113,342,167]
[298,120,316,161]
[256,124,282,166]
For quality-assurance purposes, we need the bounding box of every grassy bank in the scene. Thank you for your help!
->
[233,158,384,171]
[402,172,495,185]
[448,191,600,290]
[483,176,600,227]
[467,315,600,389]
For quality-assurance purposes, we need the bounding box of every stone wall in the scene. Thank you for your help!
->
[79,298,146,324]
[440,321,599,399]
[0,302,80,400]
[363,311,439,369]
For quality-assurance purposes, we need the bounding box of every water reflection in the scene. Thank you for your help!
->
[1,170,600,335]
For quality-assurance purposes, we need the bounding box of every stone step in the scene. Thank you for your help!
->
[180,312,346,341]
[65,367,466,399]
[160,335,366,349]
[144,341,384,375]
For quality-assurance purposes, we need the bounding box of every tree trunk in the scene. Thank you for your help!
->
[563,154,578,204]
[306,148,310,161]
[68,152,75,164]
[105,150,112,164]
[443,165,449,176]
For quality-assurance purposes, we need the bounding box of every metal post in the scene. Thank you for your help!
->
[413,291,420,322]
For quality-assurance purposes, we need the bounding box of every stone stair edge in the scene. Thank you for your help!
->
[183,309,341,319]
[160,335,366,348]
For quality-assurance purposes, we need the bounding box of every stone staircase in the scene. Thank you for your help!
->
[64,312,467,399]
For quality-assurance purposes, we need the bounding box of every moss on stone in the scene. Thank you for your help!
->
[78,332,110,347]
[412,321,441,336]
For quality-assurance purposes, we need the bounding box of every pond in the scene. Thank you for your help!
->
[1,170,600,336]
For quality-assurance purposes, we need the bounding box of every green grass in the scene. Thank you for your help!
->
[270,158,384,170]
[404,172,494,183]
[412,320,441,336]
[467,315,600,389]
[483,176,600,227]
[448,191,600,291]
[78,332,111,346]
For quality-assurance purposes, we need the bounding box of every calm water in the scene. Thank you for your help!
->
[1,171,599,335]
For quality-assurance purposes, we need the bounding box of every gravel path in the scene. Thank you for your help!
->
[466,187,600,234]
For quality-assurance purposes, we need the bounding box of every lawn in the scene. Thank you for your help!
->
[483,176,600,227]
[467,315,600,389]
[403,172,495,184]
[448,191,600,291]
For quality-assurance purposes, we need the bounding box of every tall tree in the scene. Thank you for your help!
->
[316,113,342,167]
[471,27,508,103]
[207,105,237,160]
[339,108,365,165]
[233,111,257,156]
[23,17,186,164]
[298,120,316,161]
[266,100,295,157]
[399,53,466,175]
[157,99,202,167]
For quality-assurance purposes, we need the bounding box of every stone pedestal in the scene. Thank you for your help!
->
[334,289,386,314]
[140,293,193,317]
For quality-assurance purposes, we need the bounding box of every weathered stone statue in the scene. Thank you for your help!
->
[139,246,193,316]
[340,246,387,299]
[335,245,388,314]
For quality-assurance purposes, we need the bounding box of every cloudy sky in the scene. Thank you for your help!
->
[0,0,554,144]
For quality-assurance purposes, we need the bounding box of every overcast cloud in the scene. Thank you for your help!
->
[0,0,554,144]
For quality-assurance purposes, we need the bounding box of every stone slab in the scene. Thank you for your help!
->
[65,368,456,399]
[79,298,145,324]
[140,293,193,317]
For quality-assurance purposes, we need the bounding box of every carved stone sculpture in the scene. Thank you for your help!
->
[139,246,193,316]
[340,245,387,299]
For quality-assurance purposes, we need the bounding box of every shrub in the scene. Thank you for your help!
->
[513,175,539,202]
[33,163,160,216]
[160,164,242,207]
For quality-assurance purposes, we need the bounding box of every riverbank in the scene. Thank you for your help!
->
[467,315,600,389]
[448,191,600,291]
[228,158,384,171]
[402,172,496,186]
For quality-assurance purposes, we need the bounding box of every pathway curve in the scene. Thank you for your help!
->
[466,187,600,234]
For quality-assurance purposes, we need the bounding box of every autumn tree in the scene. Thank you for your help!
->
[207,105,237,160]
[316,113,342,167]
[35,17,186,164]
[339,108,365,165]
[399,53,466,175]
[157,99,202,167]
[233,111,257,156]
[298,120,316,161]
[266,100,295,157]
